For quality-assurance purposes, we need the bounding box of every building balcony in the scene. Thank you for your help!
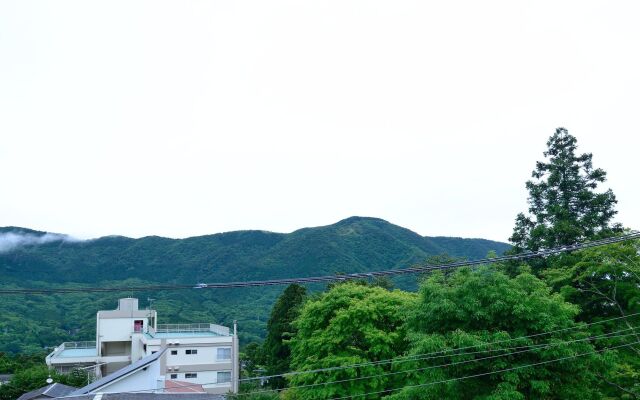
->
[46,341,131,366]
[47,342,99,366]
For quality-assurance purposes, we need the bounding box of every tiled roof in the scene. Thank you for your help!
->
[57,394,225,400]
[163,380,205,393]
[17,383,77,400]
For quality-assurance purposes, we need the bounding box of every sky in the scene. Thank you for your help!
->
[1,1,638,243]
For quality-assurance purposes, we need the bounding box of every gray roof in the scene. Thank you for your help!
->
[17,383,77,400]
[72,348,168,395]
[58,394,225,400]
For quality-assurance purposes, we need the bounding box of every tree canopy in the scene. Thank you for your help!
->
[543,240,640,398]
[0,364,87,400]
[286,283,416,399]
[263,284,307,388]
[387,267,616,400]
[510,128,621,252]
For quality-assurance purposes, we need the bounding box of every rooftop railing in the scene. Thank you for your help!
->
[46,341,97,362]
[155,323,230,336]
[157,323,210,333]
[61,341,97,350]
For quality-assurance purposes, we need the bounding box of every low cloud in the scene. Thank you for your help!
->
[0,232,80,253]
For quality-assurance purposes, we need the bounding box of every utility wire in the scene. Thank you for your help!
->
[331,340,640,400]
[231,328,638,397]
[239,311,640,382]
[1,232,638,295]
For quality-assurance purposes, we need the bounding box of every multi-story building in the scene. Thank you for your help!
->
[46,298,239,395]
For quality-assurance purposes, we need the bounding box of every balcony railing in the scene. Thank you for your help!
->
[157,323,210,333]
[61,341,96,350]
[155,323,230,336]
[47,341,97,362]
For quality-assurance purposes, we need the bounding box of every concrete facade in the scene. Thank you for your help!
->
[46,298,238,395]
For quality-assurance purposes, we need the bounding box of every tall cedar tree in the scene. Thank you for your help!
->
[263,284,306,389]
[510,128,621,252]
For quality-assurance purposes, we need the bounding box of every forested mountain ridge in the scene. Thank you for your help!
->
[0,217,510,352]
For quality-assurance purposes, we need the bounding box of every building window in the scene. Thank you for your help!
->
[217,347,231,361]
[217,371,231,384]
[170,374,178,379]
[185,349,198,355]
[171,350,177,355]
[185,373,197,379]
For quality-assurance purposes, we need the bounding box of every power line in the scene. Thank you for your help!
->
[231,328,638,397]
[331,340,640,400]
[1,231,638,295]
[239,311,640,382]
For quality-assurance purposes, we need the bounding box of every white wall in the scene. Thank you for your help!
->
[131,335,146,362]
[166,346,231,365]
[99,318,146,343]
[166,370,232,387]
[91,358,162,393]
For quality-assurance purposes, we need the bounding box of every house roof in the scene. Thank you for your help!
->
[57,394,225,400]
[17,383,77,400]
[162,380,205,393]
[72,348,168,395]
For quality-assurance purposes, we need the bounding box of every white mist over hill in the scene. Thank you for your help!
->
[0,232,79,253]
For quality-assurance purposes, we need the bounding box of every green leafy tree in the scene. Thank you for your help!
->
[388,267,618,400]
[0,365,87,400]
[544,240,640,398]
[510,128,621,252]
[263,284,307,389]
[286,283,416,399]
[0,353,45,373]
[241,342,265,377]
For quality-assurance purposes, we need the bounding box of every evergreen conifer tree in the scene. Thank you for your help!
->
[262,284,306,388]
[510,128,621,252]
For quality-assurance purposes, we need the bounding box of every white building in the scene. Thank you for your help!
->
[46,298,239,395]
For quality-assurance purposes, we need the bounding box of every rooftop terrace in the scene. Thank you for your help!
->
[47,342,98,361]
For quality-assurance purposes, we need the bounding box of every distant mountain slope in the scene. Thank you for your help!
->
[0,217,510,353]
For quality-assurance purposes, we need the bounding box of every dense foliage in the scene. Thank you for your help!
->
[0,217,509,353]
[388,267,612,400]
[510,128,621,252]
[263,284,307,388]
[0,355,88,400]
[249,263,638,400]
[286,283,416,399]
[543,240,640,397]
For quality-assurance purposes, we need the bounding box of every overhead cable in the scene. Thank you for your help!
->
[1,231,638,295]
[239,312,640,382]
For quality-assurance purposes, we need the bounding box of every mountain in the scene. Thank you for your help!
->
[0,217,510,353]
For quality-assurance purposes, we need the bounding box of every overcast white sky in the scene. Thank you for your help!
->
[1,1,638,242]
